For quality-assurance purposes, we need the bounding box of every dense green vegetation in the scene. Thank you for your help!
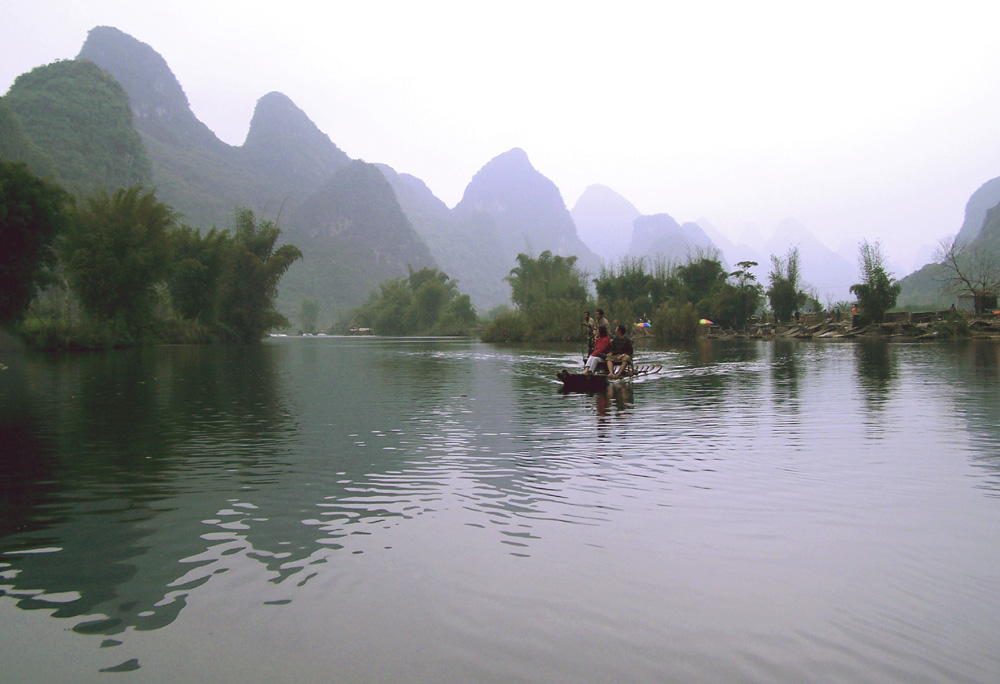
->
[0,161,70,325]
[482,249,768,343]
[481,251,590,342]
[3,164,301,348]
[351,268,477,336]
[221,209,304,342]
[593,251,764,340]
[60,186,177,339]
[0,100,56,177]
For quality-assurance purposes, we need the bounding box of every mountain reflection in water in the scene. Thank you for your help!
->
[1,338,999,683]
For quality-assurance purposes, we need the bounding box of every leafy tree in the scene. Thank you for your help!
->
[405,267,456,332]
[675,248,727,313]
[486,251,590,342]
[355,278,412,336]
[766,247,808,323]
[594,255,679,325]
[435,294,478,335]
[61,185,176,337]
[168,226,231,323]
[0,161,69,325]
[506,251,588,316]
[219,209,303,342]
[729,260,764,329]
[849,239,901,323]
[935,235,1000,314]
[352,268,476,336]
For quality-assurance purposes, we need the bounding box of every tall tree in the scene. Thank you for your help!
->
[766,247,807,323]
[219,209,302,342]
[0,161,69,325]
[850,239,901,323]
[594,256,679,323]
[352,267,476,336]
[935,235,1000,314]
[62,185,175,337]
[711,260,763,330]
[675,248,727,316]
[168,226,231,323]
[506,251,588,315]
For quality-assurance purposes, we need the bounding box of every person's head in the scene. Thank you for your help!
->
[596,309,604,318]
[583,310,590,319]
[597,325,608,337]
[615,324,627,336]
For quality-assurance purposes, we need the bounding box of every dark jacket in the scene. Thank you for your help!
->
[610,335,633,356]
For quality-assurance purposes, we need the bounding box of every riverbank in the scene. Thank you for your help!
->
[707,311,1000,341]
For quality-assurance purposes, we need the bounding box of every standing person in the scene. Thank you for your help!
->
[585,326,612,374]
[594,309,610,334]
[607,324,634,376]
[582,310,596,354]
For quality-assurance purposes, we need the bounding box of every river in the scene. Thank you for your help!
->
[1,337,999,683]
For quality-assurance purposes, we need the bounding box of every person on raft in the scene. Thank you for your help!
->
[584,326,611,374]
[582,310,596,354]
[594,309,610,334]
[607,324,634,376]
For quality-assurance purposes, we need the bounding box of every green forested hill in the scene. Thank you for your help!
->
[378,164,508,308]
[280,160,438,313]
[6,26,626,324]
[1,59,151,192]
[895,262,950,310]
[897,182,1000,310]
[77,25,259,228]
[72,26,433,325]
[0,99,56,177]
[76,27,353,231]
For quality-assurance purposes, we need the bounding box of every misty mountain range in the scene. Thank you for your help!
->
[3,25,999,320]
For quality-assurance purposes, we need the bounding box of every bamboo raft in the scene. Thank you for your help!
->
[556,363,661,393]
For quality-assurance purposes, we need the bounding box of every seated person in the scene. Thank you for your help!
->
[607,324,634,376]
[584,326,611,374]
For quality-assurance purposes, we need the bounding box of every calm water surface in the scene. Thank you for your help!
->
[1,337,999,683]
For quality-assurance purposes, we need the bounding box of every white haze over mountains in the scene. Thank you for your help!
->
[570,184,859,304]
[4,1,1000,282]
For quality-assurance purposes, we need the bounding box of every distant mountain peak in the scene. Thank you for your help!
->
[454,147,599,274]
[572,184,640,216]
[571,184,641,264]
[243,90,348,167]
[459,147,539,202]
[78,26,197,131]
[955,175,1000,246]
[496,146,530,165]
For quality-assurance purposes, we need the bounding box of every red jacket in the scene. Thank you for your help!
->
[591,336,611,356]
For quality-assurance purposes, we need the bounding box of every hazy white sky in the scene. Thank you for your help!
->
[4,1,1000,270]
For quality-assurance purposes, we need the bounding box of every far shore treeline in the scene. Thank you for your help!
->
[11,158,993,351]
[0,158,931,349]
[1,160,302,349]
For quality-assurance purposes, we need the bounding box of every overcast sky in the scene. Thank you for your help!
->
[5,1,1000,271]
